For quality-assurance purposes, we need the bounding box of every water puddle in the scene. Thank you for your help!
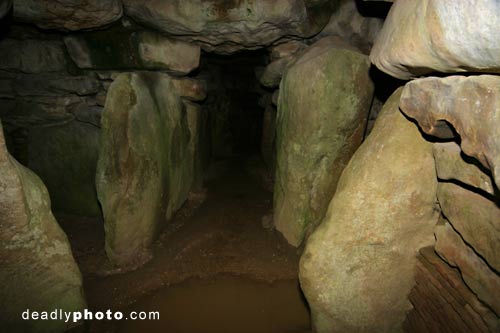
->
[117,275,311,333]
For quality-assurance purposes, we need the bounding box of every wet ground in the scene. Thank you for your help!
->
[59,157,309,333]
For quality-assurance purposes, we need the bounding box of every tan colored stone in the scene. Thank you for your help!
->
[371,0,500,79]
[300,88,439,332]
[435,221,500,316]
[171,78,207,102]
[437,183,500,273]
[400,75,500,189]
[433,142,495,195]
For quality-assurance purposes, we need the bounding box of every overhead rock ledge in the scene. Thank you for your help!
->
[13,0,123,31]
[370,0,500,79]
[122,0,337,54]
[400,75,500,189]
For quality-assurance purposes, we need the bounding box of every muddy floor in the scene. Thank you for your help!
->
[59,157,309,332]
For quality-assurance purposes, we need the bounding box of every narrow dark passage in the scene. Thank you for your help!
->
[69,158,309,332]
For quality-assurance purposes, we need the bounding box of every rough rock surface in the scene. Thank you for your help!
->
[274,37,374,246]
[27,120,101,217]
[64,30,200,74]
[404,247,499,333]
[437,183,500,275]
[371,0,500,79]
[435,220,500,316]
[400,75,500,189]
[300,89,440,333]
[0,121,86,332]
[13,0,123,31]
[316,0,383,54]
[122,0,336,54]
[433,142,495,195]
[96,72,194,266]
[0,39,67,73]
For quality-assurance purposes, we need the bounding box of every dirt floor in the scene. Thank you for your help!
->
[59,157,309,333]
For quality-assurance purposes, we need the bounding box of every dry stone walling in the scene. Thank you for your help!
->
[300,0,500,332]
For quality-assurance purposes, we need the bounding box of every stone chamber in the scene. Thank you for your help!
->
[0,0,499,332]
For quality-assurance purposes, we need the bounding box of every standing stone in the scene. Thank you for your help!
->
[96,72,193,266]
[400,75,500,189]
[300,89,440,333]
[13,0,122,31]
[274,37,374,246]
[370,0,500,79]
[0,121,86,333]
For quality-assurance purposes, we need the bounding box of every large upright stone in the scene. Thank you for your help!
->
[0,121,86,332]
[13,0,122,31]
[96,72,193,266]
[300,89,440,333]
[122,0,336,54]
[274,37,374,247]
[371,0,500,79]
[400,75,500,189]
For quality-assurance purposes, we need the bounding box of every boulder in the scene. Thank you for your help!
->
[400,75,500,189]
[96,72,193,266]
[122,0,336,54]
[64,30,200,74]
[433,142,495,195]
[370,0,500,79]
[315,0,383,54]
[0,120,86,332]
[435,220,500,316]
[13,0,122,31]
[171,78,207,102]
[300,89,440,332]
[437,183,500,273]
[259,57,293,88]
[274,37,374,246]
[27,120,101,217]
[0,39,67,73]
